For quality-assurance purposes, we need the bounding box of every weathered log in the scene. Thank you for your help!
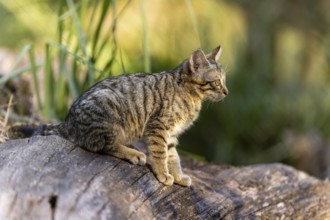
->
[0,136,329,219]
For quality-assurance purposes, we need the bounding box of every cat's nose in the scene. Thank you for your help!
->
[222,87,228,96]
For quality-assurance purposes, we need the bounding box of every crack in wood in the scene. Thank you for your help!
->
[100,161,145,193]
[31,151,60,188]
[107,160,122,172]
[95,200,110,216]
[152,186,188,218]
[127,184,163,219]
[130,171,149,186]
[41,149,59,169]
[65,161,118,218]
[67,145,78,154]
[49,194,58,220]
[75,152,99,167]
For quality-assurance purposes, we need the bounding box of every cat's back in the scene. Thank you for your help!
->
[82,71,176,97]
[69,71,180,121]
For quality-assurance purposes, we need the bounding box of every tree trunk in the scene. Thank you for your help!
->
[0,136,329,219]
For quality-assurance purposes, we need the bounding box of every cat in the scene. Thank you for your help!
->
[23,46,228,187]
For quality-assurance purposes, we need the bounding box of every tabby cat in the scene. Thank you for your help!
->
[27,46,228,187]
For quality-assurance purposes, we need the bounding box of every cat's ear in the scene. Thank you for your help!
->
[206,45,222,62]
[189,49,209,73]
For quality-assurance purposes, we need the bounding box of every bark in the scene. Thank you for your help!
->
[0,136,329,220]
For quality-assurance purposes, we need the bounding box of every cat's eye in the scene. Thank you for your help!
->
[214,80,221,86]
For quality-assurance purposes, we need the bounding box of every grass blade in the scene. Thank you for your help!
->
[28,46,42,111]
[44,43,55,118]
[91,0,112,60]
[0,45,32,86]
[66,0,95,86]
[0,64,42,86]
[56,46,68,119]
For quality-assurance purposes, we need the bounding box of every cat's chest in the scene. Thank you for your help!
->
[170,102,201,136]
[171,121,192,136]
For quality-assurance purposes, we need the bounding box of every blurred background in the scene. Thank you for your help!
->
[0,0,329,178]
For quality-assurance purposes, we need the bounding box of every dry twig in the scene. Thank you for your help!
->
[0,95,13,142]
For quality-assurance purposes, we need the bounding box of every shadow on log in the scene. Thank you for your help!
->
[0,136,329,219]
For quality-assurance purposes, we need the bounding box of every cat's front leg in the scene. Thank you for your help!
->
[167,137,192,187]
[145,129,174,186]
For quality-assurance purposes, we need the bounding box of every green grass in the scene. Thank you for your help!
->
[0,0,131,121]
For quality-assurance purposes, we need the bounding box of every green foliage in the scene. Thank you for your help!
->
[0,0,128,120]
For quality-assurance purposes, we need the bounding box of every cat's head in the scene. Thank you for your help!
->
[186,46,228,102]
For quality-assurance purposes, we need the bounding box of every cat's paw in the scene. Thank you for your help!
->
[157,173,174,186]
[129,152,147,165]
[175,174,191,187]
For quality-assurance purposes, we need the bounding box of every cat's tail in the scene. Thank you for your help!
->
[19,124,67,138]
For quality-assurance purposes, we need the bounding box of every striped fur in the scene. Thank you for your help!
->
[34,46,228,186]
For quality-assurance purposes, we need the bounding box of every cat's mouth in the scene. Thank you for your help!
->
[209,93,226,102]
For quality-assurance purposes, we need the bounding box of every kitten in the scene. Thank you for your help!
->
[26,46,228,187]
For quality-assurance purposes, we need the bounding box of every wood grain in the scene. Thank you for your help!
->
[0,136,329,219]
